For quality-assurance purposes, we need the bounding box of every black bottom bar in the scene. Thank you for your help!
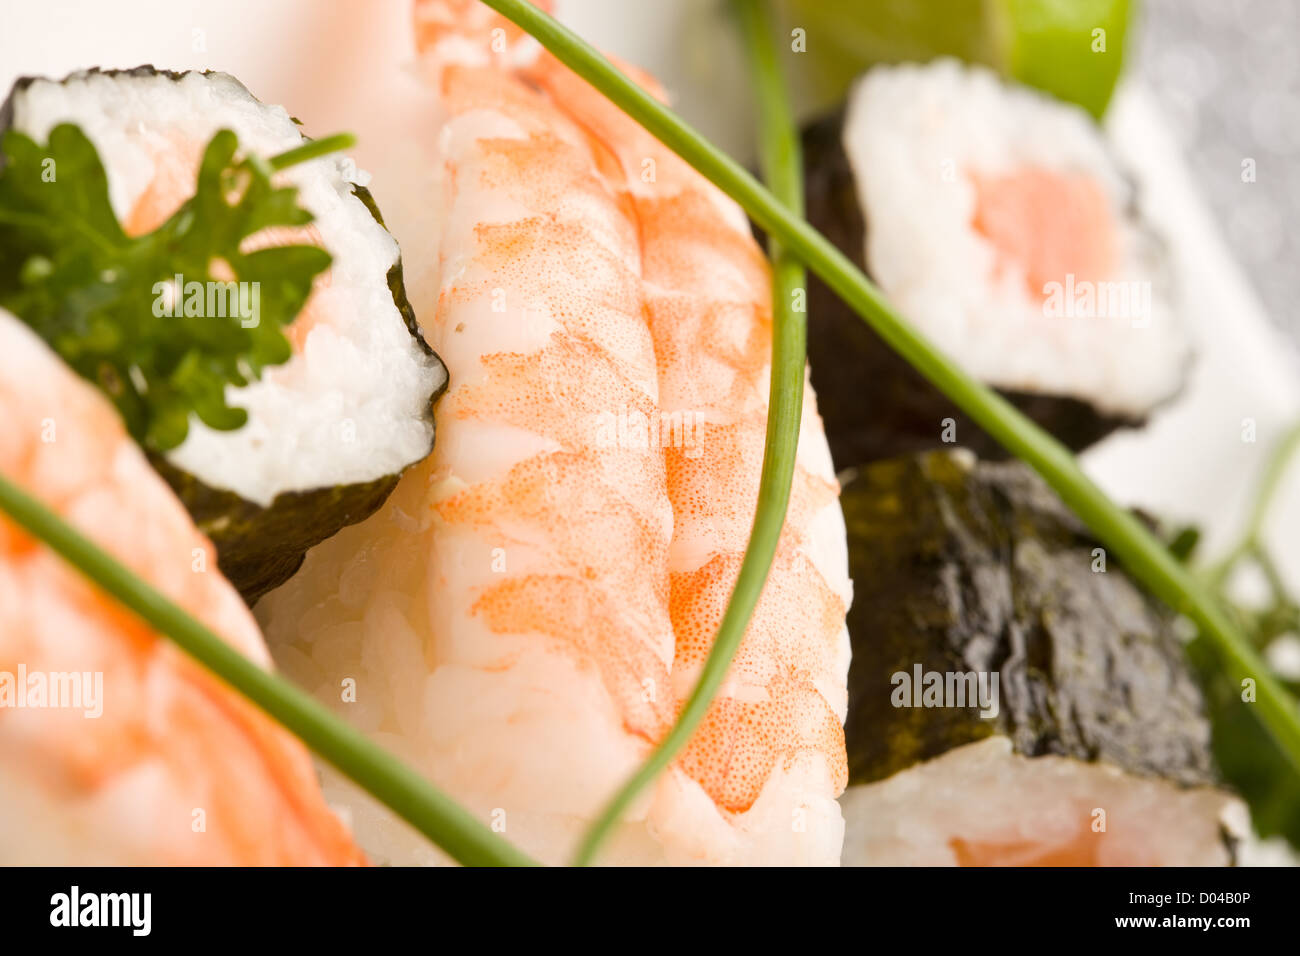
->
[0,865,1280,942]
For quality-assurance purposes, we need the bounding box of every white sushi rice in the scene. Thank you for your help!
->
[8,70,446,506]
[843,59,1190,418]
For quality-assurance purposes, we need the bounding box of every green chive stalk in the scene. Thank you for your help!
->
[267,133,358,171]
[1209,421,1300,590]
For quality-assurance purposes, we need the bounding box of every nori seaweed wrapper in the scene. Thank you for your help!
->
[2,67,448,603]
[842,449,1217,788]
[802,108,1135,470]
[151,455,412,604]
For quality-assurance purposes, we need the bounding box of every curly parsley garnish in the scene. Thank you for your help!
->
[0,124,354,450]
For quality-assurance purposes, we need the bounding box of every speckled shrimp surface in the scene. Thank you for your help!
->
[260,0,851,865]
[0,311,363,865]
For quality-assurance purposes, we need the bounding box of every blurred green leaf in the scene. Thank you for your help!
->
[1189,634,1300,849]
[778,0,1133,118]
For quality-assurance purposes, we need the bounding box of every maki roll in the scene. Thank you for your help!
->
[0,307,363,864]
[804,60,1190,467]
[837,450,1243,865]
[0,68,448,601]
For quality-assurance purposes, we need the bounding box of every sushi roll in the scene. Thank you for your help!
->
[803,59,1191,468]
[0,68,448,601]
[0,307,363,865]
[837,449,1243,865]
[256,0,852,867]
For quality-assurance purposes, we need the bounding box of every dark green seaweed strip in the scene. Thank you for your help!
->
[151,456,406,603]
[841,450,1216,786]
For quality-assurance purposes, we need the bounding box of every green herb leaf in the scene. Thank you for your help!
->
[777,0,1132,120]
[1193,421,1300,850]
[0,123,333,451]
[1167,524,1202,564]
[1189,636,1300,850]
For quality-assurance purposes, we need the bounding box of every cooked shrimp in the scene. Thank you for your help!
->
[0,308,364,865]
[258,0,851,865]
